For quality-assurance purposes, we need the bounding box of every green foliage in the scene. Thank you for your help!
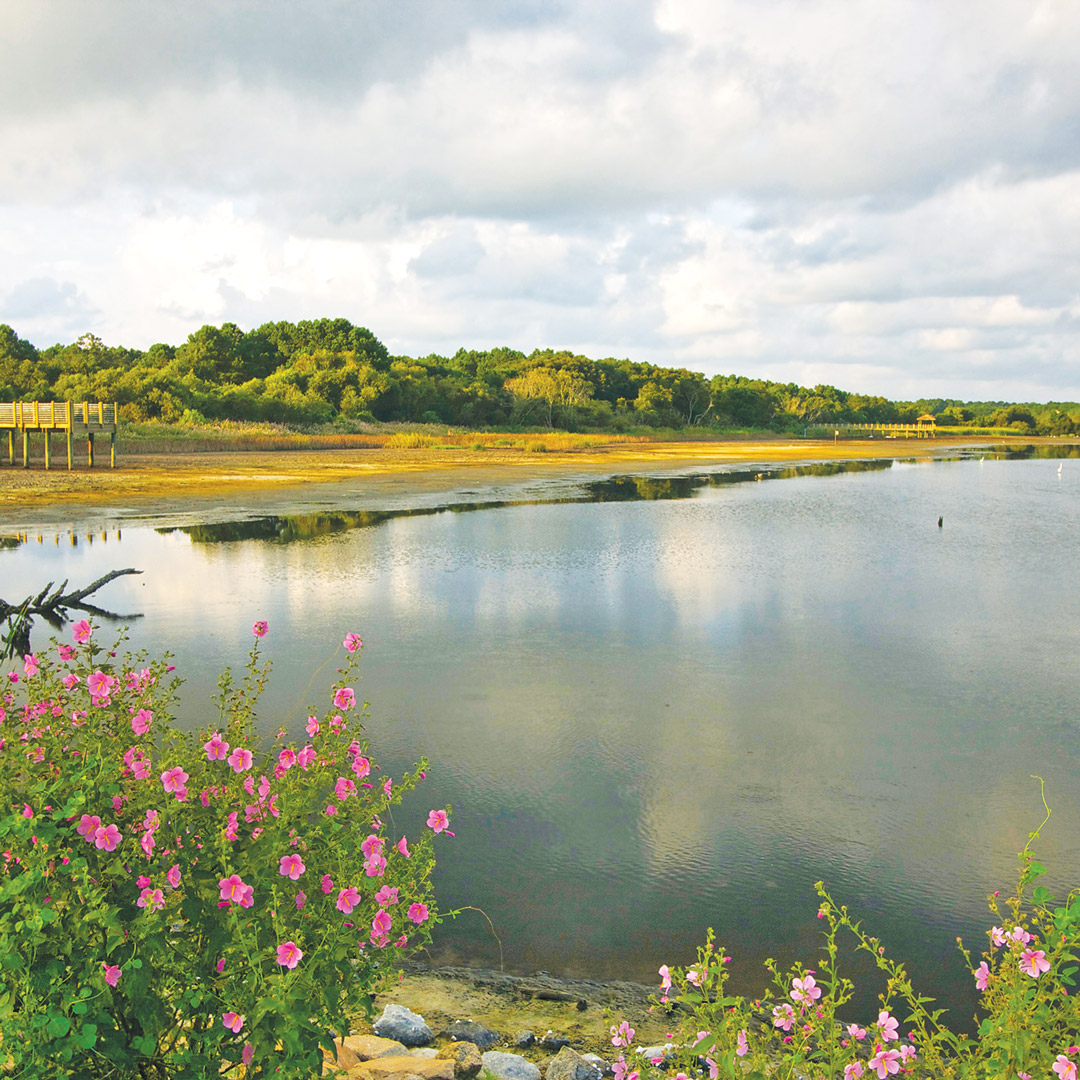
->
[621,784,1078,1080]
[0,626,446,1077]
[3,320,1079,435]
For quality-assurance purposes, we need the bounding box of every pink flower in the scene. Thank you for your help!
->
[658,964,672,990]
[219,874,254,908]
[371,909,393,940]
[991,926,1007,946]
[1019,949,1051,978]
[337,887,361,914]
[325,804,338,816]
[140,830,155,858]
[279,854,305,880]
[94,824,122,852]
[333,687,356,711]
[847,1024,867,1041]
[772,1004,795,1032]
[131,709,152,736]
[23,654,39,678]
[1009,925,1032,945]
[791,974,822,1005]
[137,875,151,889]
[77,814,102,841]
[361,834,384,859]
[844,1063,864,1080]
[137,887,165,912]
[72,620,92,644]
[295,890,306,909]
[344,632,363,652]
[974,961,991,990]
[899,1045,917,1064]
[225,812,239,841]
[102,963,121,987]
[204,732,229,760]
[305,716,320,738]
[407,902,429,924]
[351,754,371,778]
[252,620,268,638]
[335,777,357,801]
[1053,1056,1078,1080]
[166,864,182,889]
[242,1044,254,1065]
[383,777,393,797]
[87,670,117,701]
[216,957,226,973]
[610,1022,635,1048]
[868,1047,901,1078]
[276,941,302,969]
[364,854,387,878]
[427,809,450,833]
[736,1031,748,1058]
[277,748,296,770]
[397,836,411,858]
[227,747,253,773]
[61,672,80,690]
[877,1011,899,1042]
[133,760,151,780]
[375,885,399,906]
[320,874,334,894]
[223,1011,244,1033]
[161,766,189,796]
[297,744,317,769]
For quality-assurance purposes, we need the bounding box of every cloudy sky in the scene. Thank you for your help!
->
[2,0,1079,401]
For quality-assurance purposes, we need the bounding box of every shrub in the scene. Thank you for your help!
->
[0,623,449,1078]
[618,784,1078,1080]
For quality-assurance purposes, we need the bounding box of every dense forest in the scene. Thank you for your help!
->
[1,319,1077,435]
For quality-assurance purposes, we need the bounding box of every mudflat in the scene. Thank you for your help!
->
[0,437,1004,526]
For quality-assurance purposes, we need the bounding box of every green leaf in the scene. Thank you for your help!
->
[76,1022,98,1049]
[1032,885,1053,903]
[46,1014,71,1038]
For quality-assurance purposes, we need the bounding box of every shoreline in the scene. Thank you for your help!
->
[0,435,1042,529]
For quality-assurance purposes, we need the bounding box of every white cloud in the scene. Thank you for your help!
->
[0,0,1078,398]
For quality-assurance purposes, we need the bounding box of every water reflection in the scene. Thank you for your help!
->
[1,450,1078,1023]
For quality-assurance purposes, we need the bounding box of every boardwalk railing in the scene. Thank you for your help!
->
[0,401,118,469]
[833,421,938,438]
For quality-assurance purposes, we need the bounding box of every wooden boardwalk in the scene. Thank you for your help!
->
[0,402,118,469]
[834,419,938,438]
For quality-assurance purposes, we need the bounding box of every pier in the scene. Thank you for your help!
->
[0,401,118,469]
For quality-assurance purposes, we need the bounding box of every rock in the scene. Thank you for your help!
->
[513,1032,536,1049]
[323,1039,361,1073]
[407,1049,439,1059]
[481,1051,542,1080]
[347,1055,455,1080]
[343,1035,410,1060]
[634,1046,674,1063]
[375,1004,435,1047]
[545,1047,602,1080]
[436,1041,483,1078]
[539,1035,570,1053]
[443,1020,502,1050]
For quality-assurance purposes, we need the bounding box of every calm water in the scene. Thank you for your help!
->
[3,448,1079,1021]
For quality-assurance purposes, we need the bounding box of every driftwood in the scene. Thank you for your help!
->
[1,568,142,658]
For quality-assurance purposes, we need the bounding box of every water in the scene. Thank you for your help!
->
[3,448,1079,1023]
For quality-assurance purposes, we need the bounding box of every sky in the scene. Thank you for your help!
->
[1,0,1079,403]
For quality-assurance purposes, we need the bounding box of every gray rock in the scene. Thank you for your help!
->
[444,1020,501,1050]
[539,1035,570,1053]
[634,1046,674,1063]
[481,1051,542,1080]
[513,1032,536,1049]
[545,1046,602,1080]
[407,1049,440,1059]
[374,1003,435,1047]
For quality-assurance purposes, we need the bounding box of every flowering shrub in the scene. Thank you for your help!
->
[0,623,451,1077]
[618,786,1078,1080]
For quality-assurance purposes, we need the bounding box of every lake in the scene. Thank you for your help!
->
[3,446,1078,1021]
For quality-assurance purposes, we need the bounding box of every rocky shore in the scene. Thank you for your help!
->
[327,963,675,1079]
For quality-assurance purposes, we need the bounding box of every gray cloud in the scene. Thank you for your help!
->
[1,276,98,330]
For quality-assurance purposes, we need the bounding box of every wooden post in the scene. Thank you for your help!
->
[22,429,29,468]
[43,429,51,470]
[88,431,95,468]
[6,429,12,465]
[111,402,117,467]
[66,402,73,470]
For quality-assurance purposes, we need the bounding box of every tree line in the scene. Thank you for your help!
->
[1,319,1077,435]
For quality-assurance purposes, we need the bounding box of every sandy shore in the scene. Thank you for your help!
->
[0,436,1015,529]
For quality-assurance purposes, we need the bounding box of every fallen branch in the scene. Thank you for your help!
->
[0,568,142,658]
